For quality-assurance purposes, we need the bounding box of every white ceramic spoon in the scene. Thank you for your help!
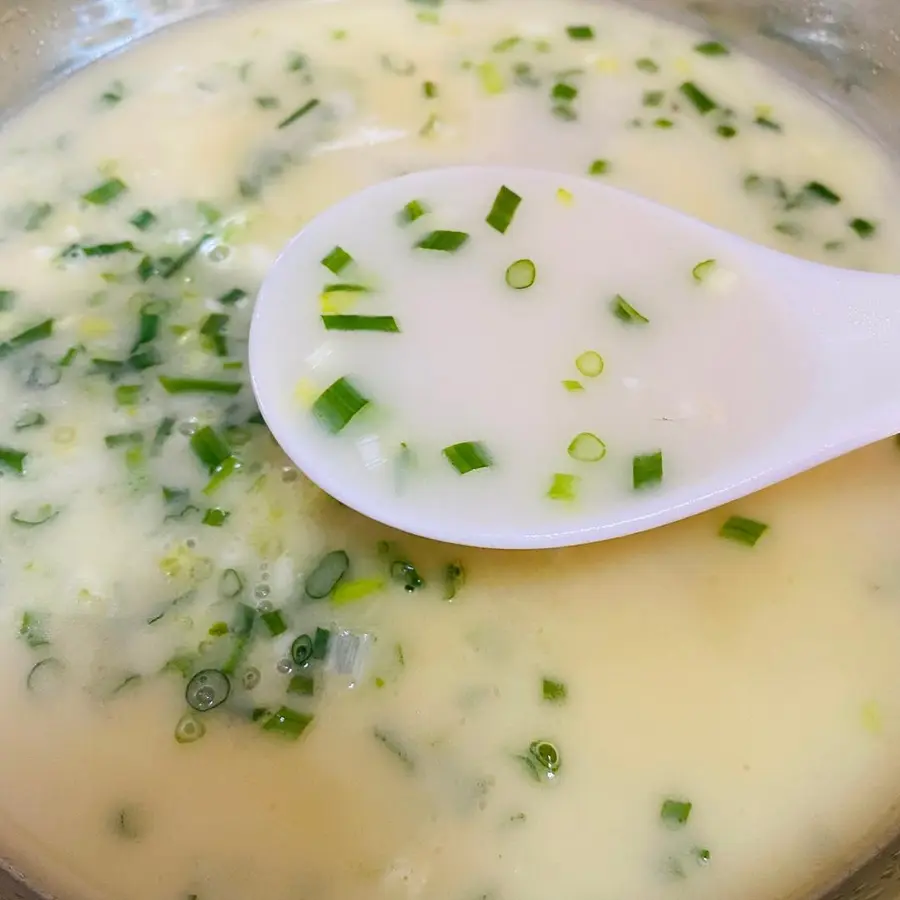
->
[249,165,900,550]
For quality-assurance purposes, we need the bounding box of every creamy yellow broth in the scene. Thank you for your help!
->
[2,2,900,900]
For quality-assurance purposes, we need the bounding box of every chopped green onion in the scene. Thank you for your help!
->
[321,315,400,332]
[547,473,579,501]
[261,706,314,739]
[322,282,369,294]
[100,80,125,105]
[611,294,650,324]
[754,115,782,131]
[566,24,594,40]
[129,209,157,231]
[636,57,659,73]
[157,233,211,280]
[10,504,59,527]
[190,426,232,472]
[654,117,674,129]
[58,345,81,367]
[643,90,664,107]
[115,384,141,407]
[219,568,244,599]
[218,288,248,306]
[849,218,876,238]
[486,185,522,234]
[321,246,353,274]
[311,626,331,660]
[542,678,567,703]
[633,451,663,489]
[312,377,370,433]
[804,181,841,205]
[390,560,425,592]
[185,669,231,712]
[693,847,711,865]
[286,51,308,72]
[694,40,729,55]
[505,258,536,289]
[174,712,206,744]
[0,446,27,474]
[255,95,280,109]
[660,798,692,827]
[567,432,606,463]
[716,124,737,138]
[443,441,492,474]
[23,202,53,232]
[82,177,128,206]
[260,609,288,636]
[575,350,604,377]
[203,455,241,496]
[552,82,578,102]
[422,80,438,98]
[678,81,717,114]
[692,259,717,282]
[158,376,241,395]
[398,199,429,224]
[493,36,521,52]
[15,410,45,431]
[202,507,230,527]
[62,241,138,258]
[305,549,350,599]
[373,727,415,770]
[104,431,143,449]
[416,230,470,252]
[774,221,802,238]
[0,289,15,311]
[562,379,584,392]
[332,578,384,605]
[277,98,320,129]
[19,611,49,648]
[444,560,466,600]
[719,515,768,546]
[588,159,610,175]
[287,674,315,696]
[0,318,54,359]
[476,61,505,94]
[291,634,314,666]
[197,201,221,224]
[521,739,561,782]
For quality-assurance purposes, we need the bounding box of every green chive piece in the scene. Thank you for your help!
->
[542,678,567,703]
[104,431,143,448]
[82,177,128,206]
[157,233,211,279]
[333,577,384,605]
[654,117,674,129]
[19,611,49,648]
[477,61,505,94]
[611,294,650,324]
[62,240,138,258]
[399,199,428,224]
[679,81,717,114]
[547,473,579,502]
[255,95,280,109]
[849,218,876,238]
[716,124,737,138]
[190,426,231,472]
[277,98,320,129]
[216,288,247,306]
[261,706,314,738]
[636,57,659,73]
[115,384,141,407]
[754,115,782,132]
[505,259,536,289]
[642,90,664,107]
[486,185,522,234]
[311,626,331,660]
[321,246,352,274]
[552,82,578,102]
[443,441,492,474]
[321,315,400,333]
[633,451,663,489]
[0,289,15,311]
[566,24,594,40]
[322,283,369,294]
[521,739,561,782]
[589,159,611,175]
[305,550,350,599]
[562,379,584,392]
[15,410,46,431]
[287,674,315,696]
[444,561,466,600]
[694,40,729,56]
[804,181,841,205]
[260,609,288,636]
[692,259,717,282]
[23,202,53,232]
[423,80,438,98]
[719,515,768,546]
[693,847,711,865]
[774,221,802,238]
[202,508,230,527]
[390,559,425,592]
[312,377,370,433]
[373,727,415,770]
[158,377,241,395]
[575,350,604,377]
[130,209,156,231]
[416,230,470,252]
[0,318,54,359]
[660,798,692,827]
[10,504,59,527]
[0,446,27,475]
[567,432,607,463]
[199,313,230,357]
[493,36,521,52]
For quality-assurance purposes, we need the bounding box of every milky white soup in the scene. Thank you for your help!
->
[2,2,900,900]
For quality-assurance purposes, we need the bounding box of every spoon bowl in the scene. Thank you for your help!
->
[250,165,900,549]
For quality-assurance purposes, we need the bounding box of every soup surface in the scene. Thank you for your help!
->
[2,2,900,900]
